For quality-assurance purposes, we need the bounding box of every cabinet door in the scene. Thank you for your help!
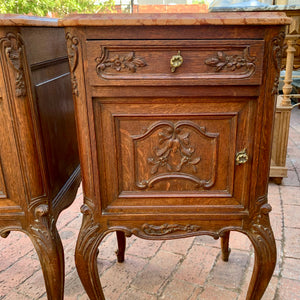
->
[93,97,255,215]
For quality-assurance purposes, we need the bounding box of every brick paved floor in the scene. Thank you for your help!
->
[0,107,300,300]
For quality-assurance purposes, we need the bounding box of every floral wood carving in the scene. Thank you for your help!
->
[65,33,79,96]
[130,223,220,239]
[96,47,147,75]
[0,33,26,97]
[140,223,202,236]
[271,32,285,95]
[132,120,219,189]
[205,47,256,75]
[148,124,201,174]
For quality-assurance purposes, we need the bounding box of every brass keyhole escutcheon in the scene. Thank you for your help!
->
[236,149,248,165]
[170,51,183,72]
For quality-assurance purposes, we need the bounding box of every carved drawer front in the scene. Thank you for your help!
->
[87,39,264,87]
[93,98,255,214]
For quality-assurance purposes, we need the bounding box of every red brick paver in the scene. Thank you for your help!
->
[0,109,299,299]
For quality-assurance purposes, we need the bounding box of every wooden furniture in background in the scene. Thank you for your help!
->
[270,10,300,184]
[0,16,80,299]
[61,12,290,299]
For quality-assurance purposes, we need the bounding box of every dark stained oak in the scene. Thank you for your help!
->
[0,16,80,299]
[61,12,291,300]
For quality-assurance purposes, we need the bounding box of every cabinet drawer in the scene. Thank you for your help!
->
[87,40,264,86]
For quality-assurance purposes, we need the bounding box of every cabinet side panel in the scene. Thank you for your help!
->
[34,72,79,200]
[21,27,80,203]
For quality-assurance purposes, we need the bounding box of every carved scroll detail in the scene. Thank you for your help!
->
[77,203,101,257]
[271,32,285,95]
[0,230,10,238]
[28,204,64,299]
[66,33,79,96]
[96,47,147,75]
[28,204,56,263]
[246,195,276,260]
[130,223,220,240]
[205,47,256,75]
[132,120,219,190]
[0,33,26,97]
[140,223,202,236]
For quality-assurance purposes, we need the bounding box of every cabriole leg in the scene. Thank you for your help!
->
[75,204,106,300]
[243,204,276,300]
[220,231,231,262]
[27,205,64,300]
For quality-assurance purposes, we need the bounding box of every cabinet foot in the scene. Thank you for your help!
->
[76,204,106,300]
[243,204,276,300]
[273,177,283,185]
[27,205,64,300]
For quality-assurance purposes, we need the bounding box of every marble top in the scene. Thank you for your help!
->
[0,14,58,26]
[60,12,291,26]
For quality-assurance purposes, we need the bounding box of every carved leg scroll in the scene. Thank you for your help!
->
[243,203,276,300]
[75,204,106,300]
[220,231,231,262]
[27,205,64,300]
[116,231,126,263]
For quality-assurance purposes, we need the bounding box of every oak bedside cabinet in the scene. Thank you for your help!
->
[61,12,290,300]
[0,16,80,299]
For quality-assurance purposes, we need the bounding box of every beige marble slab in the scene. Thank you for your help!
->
[0,14,58,27]
[60,12,291,27]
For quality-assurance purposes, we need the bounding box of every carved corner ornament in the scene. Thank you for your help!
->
[0,33,27,97]
[65,33,79,96]
[205,47,256,76]
[96,47,147,75]
[271,32,285,95]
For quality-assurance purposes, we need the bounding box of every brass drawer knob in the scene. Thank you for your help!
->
[170,51,183,72]
[236,149,248,165]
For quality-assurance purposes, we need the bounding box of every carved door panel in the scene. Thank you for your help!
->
[93,97,255,215]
